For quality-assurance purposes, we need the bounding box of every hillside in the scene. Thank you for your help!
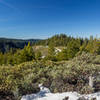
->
[35,34,75,46]
[0,52,100,100]
[0,34,100,100]
[0,38,40,53]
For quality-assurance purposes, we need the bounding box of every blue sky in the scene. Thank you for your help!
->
[0,0,100,39]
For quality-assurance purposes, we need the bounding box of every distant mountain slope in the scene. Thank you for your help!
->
[0,38,40,53]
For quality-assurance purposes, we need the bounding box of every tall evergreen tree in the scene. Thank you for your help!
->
[67,39,80,59]
[56,49,68,61]
[19,42,35,63]
[47,43,56,61]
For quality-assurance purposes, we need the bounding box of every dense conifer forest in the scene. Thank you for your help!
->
[0,38,40,53]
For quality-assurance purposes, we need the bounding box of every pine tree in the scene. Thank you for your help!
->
[56,49,68,61]
[47,43,56,61]
[67,39,80,59]
[86,38,100,54]
[19,42,35,63]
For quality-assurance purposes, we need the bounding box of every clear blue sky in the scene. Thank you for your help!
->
[0,0,100,39]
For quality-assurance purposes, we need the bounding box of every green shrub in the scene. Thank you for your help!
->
[0,52,100,99]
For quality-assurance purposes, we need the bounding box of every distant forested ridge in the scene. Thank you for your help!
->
[0,38,40,53]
